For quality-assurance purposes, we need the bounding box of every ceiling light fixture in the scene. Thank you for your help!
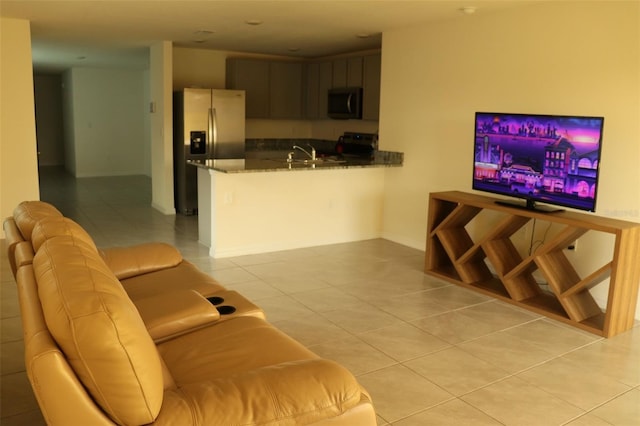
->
[245,19,263,26]
[460,6,477,15]
[192,30,214,44]
[356,33,371,39]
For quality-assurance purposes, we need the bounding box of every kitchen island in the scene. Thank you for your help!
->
[190,150,403,258]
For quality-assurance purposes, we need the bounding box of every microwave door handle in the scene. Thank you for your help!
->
[346,93,353,113]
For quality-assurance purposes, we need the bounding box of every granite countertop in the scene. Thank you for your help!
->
[188,150,404,174]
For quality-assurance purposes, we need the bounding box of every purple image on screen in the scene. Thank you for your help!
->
[472,112,604,212]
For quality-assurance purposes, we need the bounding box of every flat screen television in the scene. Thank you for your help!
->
[473,112,604,212]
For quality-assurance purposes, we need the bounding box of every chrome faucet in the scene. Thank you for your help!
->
[292,144,316,161]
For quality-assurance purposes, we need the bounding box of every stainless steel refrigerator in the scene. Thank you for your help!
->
[173,88,245,215]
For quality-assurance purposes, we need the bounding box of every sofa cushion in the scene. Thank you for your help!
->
[33,236,164,425]
[157,316,367,425]
[32,216,188,281]
[31,216,97,252]
[157,359,367,425]
[13,200,63,240]
[120,260,226,301]
[100,243,183,280]
[158,315,319,383]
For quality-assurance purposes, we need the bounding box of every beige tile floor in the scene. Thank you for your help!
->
[1,167,639,425]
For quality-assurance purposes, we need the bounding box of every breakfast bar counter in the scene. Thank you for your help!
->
[188,150,403,173]
[191,150,403,258]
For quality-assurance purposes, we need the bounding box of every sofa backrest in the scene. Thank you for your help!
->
[5,201,62,278]
[33,236,164,425]
[16,265,116,426]
[31,216,98,252]
[13,200,63,240]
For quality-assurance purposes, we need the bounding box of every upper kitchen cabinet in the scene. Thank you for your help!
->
[227,58,304,119]
[226,58,270,118]
[331,57,363,88]
[331,54,379,120]
[362,54,381,121]
[269,61,303,119]
[228,51,380,121]
[304,61,332,119]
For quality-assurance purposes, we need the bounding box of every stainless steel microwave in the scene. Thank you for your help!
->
[328,87,363,119]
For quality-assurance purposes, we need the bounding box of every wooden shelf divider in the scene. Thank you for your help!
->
[424,191,640,337]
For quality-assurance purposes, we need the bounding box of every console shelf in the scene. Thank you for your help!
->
[425,191,640,337]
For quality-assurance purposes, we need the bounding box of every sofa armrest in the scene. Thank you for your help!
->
[135,290,220,342]
[14,241,35,270]
[100,242,183,279]
[157,359,371,425]
[4,217,24,277]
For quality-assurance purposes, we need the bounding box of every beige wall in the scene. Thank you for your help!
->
[379,1,640,313]
[150,41,175,215]
[63,67,147,177]
[0,18,40,227]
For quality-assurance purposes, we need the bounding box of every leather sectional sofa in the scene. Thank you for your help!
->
[4,201,376,425]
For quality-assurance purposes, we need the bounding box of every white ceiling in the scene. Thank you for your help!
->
[0,0,533,72]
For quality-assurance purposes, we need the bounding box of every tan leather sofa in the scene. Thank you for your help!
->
[7,202,377,425]
[3,200,63,277]
[5,201,227,302]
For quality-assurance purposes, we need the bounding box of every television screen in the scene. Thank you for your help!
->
[473,112,604,212]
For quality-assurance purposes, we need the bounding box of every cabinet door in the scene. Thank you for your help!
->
[226,58,269,118]
[362,54,381,121]
[333,57,363,88]
[318,61,332,119]
[347,56,363,87]
[332,58,347,88]
[269,62,303,119]
[304,63,319,118]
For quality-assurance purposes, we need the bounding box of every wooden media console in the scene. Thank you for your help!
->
[424,191,640,337]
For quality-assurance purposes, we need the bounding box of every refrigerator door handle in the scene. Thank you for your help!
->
[208,107,214,156]
[212,107,218,151]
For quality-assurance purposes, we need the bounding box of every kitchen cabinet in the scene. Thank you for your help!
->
[332,59,347,87]
[332,55,379,120]
[347,56,364,87]
[304,63,319,118]
[425,191,640,338]
[318,62,332,119]
[228,51,380,121]
[269,62,303,119]
[331,57,363,88]
[226,58,270,118]
[227,59,304,119]
[304,61,332,119]
[362,54,381,120]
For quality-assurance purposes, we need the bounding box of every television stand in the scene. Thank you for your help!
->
[425,191,640,337]
[494,199,564,213]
